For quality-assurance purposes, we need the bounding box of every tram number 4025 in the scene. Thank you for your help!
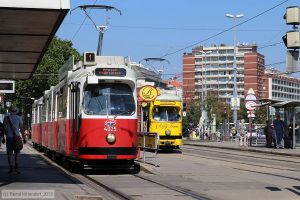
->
[104,126,116,132]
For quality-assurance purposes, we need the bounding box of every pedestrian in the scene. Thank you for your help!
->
[273,114,286,149]
[271,124,277,148]
[3,105,26,174]
[286,119,297,149]
[264,120,273,148]
[239,119,247,146]
[231,126,237,142]
[0,122,4,148]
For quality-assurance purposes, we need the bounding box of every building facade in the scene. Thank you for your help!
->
[264,69,300,101]
[182,44,265,107]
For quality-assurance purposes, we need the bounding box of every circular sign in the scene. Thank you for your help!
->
[245,101,256,111]
[139,85,158,102]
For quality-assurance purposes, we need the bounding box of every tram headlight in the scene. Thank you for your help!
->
[165,129,171,136]
[106,133,116,144]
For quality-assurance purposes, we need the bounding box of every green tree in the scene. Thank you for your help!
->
[184,100,201,128]
[238,102,247,122]
[184,92,234,130]
[254,107,267,124]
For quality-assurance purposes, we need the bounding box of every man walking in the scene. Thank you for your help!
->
[3,106,25,174]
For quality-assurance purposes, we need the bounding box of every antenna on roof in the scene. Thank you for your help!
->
[71,5,122,56]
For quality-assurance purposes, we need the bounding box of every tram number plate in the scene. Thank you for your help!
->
[107,155,116,159]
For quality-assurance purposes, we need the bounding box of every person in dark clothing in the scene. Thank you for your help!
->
[286,120,297,149]
[0,122,4,148]
[264,120,273,148]
[273,114,286,148]
[3,106,26,174]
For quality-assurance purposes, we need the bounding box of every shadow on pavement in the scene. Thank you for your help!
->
[0,152,82,185]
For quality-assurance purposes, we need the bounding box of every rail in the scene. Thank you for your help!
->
[137,132,160,167]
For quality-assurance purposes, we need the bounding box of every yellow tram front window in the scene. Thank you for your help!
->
[152,107,180,122]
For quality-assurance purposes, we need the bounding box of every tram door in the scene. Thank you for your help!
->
[69,83,80,155]
[140,103,150,132]
[39,104,43,145]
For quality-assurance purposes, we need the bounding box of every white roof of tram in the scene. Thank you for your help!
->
[0,0,70,80]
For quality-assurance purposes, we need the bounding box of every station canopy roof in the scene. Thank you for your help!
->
[258,98,300,108]
[0,0,69,80]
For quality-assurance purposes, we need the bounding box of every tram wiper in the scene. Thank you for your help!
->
[113,110,134,119]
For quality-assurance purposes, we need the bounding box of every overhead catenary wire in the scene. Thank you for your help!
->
[142,0,289,68]
[64,22,289,32]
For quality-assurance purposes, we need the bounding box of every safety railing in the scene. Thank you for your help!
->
[137,132,160,167]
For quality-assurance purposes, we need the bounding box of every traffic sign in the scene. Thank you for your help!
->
[245,94,257,101]
[245,101,256,111]
[231,97,240,110]
[247,88,255,95]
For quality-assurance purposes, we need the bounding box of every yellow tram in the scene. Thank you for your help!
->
[142,93,182,149]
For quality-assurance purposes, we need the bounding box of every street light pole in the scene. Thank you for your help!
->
[199,50,212,139]
[226,13,244,131]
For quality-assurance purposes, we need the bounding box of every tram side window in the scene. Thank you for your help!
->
[41,104,47,123]
[57,86,68,118]
[32,108,36,124]
[47,97,52,122]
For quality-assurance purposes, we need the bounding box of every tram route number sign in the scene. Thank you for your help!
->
[95,68,126,77]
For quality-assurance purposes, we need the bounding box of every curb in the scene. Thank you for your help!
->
[137,161,159,175]
[184,142,300,158]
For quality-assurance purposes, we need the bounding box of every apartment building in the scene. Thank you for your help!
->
[183,44,265,107]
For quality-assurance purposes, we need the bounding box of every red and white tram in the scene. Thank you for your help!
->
[31,53,138,169]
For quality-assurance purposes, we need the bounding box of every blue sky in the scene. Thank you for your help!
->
[57,0,299,79]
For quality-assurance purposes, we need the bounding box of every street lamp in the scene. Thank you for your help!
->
[225,13,244,131]
[199,50,212,139]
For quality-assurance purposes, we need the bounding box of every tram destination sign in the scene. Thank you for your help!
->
[95,68,126,77]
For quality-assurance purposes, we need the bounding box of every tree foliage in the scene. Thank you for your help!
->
[184,100,201,128]
[183,92,240,129]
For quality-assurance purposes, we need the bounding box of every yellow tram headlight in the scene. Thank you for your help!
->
[165,129,171,136]
[106,133,116,144]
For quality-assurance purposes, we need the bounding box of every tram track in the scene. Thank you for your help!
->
[87,173,212,200]
[26,143,133,200]
[132,174,211,200]
[183,145,300,164]
[181,145,300,171]
[178,145,300,182]
[28,143,211,200]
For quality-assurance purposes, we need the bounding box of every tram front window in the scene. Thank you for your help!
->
[152,107,180,122]
[83,83,135,115]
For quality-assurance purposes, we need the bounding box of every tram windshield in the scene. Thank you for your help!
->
[83,83,135,116]
[152,106,180,122]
